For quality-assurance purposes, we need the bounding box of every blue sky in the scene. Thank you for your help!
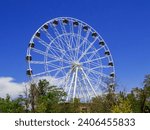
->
[0,0,150,93]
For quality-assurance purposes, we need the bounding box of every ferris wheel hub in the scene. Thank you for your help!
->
[71,61,82,70]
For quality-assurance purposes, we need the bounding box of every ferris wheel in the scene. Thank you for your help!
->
[26,17,115,102]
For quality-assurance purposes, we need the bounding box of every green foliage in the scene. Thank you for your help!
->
[36,86,66,113]
[29,79,66,113]
[90,91,116,113]
[0,95,24,113]
[0,75,150,113]
[90,96,106,113]
[111,97,132,113]
[125,74,150,113]
[59,98,81,113]
[127,91,141,112]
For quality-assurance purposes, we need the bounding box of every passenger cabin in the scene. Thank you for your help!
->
[53,20,58,26]
[43,24,48,29]
[26,69,32,76]
[92,32,98,38]
[108,62,113,66]
[63,19,69,25]
[105,51,110,55]
[110,72,115,77]
[35,32,40,38]
[26,55,32,61]
[83,26,88,31]
[28,42,34,48]
[73,21,79,26]
[99,40,105,46]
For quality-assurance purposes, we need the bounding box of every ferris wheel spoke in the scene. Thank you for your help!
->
[59,21,75,59]
[101,65,112,68]
[81,56,107,64]
[31,48,70,64]
[46,62,63,69]
[47,48,70,64]
[75,24,82,60]
[30,61,45,64]
[69,21,77,61]
[81,42,101,64]
[46,59,64,64]
[76,29,91,59]
[69,21,78,49]
[51,28,68,51]
[32,65,71,77]
[61,34,75,60]
[81,73,92,98]
[85,69,99,79]
[41,29,59,45]
[53,64,68,79]
[48,46,64,60]
[47,48,69,66]
[49,23,69,50]
[53,69,61,78]
[60,21,71,43]
[31,48,46,55]
[83,66,110,78]
[53,21,70,48]
[80,28,91,48]
[86,64,111,71]
[83,60,100,67]
[77,78,88,102]
[50,25,75,61]
[51,41,66,54]
[69,34,76,61]
[50,40,73,62]
[44,33,69,58]
[101,81,109,89]
[69,20,74,33]
[35,37,50,48]
[86,46,104,55]
[60,63,69,76]
[41,28,68,55]
[87,48,104,62]
[77,23,82,45]
[81,30,91,55]
[32,71,49,77]
[47,47,64,57]
[78,37,99,62]
[49,64,70,70]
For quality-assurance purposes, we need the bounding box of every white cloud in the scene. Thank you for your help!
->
[0,77,25,98]
[33,76,65,87]
[0,76,64,99]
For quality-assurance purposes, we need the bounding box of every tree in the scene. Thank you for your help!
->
[111,95,132,113]
[89,91,116,113]
[127,90,141,112]
[29,79,67,113]
[0,94,24,113]
[36,86,66,112]
[89,96,105,112]
[126,75,150,113]
[70,98,81,113]
[29,83,38,112]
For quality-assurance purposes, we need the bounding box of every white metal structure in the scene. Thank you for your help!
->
[26,17,115,102]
